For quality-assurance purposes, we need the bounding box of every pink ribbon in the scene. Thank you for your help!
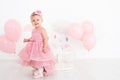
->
[34,10,41,15]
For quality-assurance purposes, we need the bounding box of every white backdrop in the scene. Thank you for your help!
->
[0,0,120,59]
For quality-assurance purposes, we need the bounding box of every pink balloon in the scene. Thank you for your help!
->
[4,19,22,42]
[82,20,94,34]
[67,23,83,40]
[0,35,16,53]
[82,34,96,51]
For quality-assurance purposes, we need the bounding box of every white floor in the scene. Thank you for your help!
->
[0,58,120,80]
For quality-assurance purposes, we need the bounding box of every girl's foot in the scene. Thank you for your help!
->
[33,68,43,78]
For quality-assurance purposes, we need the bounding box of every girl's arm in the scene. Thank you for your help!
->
[24,37,33,42]
[41,28,48,53]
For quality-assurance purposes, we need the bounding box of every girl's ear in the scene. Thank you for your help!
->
[41,18,43,22]
[40,16,43,23]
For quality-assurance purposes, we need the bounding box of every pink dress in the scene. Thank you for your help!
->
[19,28,55,75]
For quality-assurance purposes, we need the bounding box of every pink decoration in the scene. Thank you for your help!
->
[4,19,22,42]
[82,20,94,34]
[54,35,57,39]
[67,23,83,40]
[80,20,96,51]
[64,44,70,49]
[34,10,42,15]
[82,34,96,51]
[0,35,16,53]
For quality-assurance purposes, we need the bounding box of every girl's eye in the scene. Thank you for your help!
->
[37,19,39,21]
[32,20,35,22]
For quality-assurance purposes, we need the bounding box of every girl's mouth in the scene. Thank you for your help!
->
[35,23,39,25]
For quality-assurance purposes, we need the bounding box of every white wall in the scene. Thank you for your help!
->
[0,0,120,59]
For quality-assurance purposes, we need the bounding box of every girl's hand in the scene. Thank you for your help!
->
[42,48,47,53]
[23,39,30,42]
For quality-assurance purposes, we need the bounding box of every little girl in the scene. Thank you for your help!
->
[19,10,55,78]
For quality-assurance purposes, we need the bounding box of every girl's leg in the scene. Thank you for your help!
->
[43,65,55,76]
[33,67,43,78]
[30,60,44,78]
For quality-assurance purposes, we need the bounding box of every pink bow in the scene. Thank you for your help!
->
[34,10,41,15]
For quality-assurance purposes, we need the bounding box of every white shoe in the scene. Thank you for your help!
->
[33,68,43,78]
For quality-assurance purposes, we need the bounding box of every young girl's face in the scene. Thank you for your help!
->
[31,15,43,28]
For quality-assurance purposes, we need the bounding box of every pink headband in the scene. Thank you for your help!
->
[33,10,42,16]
